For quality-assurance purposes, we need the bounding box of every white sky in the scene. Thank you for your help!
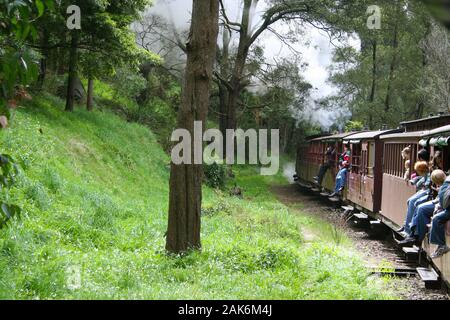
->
[148,0,361,128]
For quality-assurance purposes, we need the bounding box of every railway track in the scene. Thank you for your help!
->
[272,183,450,300]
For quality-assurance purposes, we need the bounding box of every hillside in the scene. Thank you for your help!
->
[0,93,395,299]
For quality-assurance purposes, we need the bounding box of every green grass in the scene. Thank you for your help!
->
[0,92,397,299]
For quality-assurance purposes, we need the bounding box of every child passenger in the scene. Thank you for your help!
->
[397,161,430,235]
[402,147,411,181]
[399,170,447,247]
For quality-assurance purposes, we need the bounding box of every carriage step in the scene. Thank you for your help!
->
[402,246,420,261]
[311,187,320,193]
[298,182,310,188]
[416,267,441,290]
[368,220,389,238]
[341,205,354,212]
[320,192,330,197]
[351,213,370,228]
[354,213,369,220]
[328,196,341,203]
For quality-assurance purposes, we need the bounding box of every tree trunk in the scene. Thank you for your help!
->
[416,22,431,119]
[369,40,377,104]
[37,30,50,89]
[218,29,230,138]
[384,2,400,113]
[65,31,79,112]
[166,0,219,254]
[222,0,252,145]
[368,39,377,128]
[87,77,94,111]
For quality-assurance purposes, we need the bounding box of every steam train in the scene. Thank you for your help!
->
[295,113,450,288]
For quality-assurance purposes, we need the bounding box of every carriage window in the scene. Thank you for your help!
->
[384,143,412,178]
[368,142,375,176]
[352,144,362,174]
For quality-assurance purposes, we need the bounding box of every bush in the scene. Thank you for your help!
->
[204,162,227,189]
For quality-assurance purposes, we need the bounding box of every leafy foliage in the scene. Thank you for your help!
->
[326,0,449,129]
[204,162,227,189]
[0,0,52,118]
[0,92,397,298]
[345,121,364,132]
[0,154,21,228]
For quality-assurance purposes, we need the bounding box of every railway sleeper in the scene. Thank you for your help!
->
[369,267,418,278]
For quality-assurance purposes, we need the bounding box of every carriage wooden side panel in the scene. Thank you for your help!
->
[379,133,426,227]
[343,130,399,214]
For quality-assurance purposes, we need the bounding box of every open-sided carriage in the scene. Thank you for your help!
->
[342,129,401,215]
[296,132,357,193]
[295,114,450,287]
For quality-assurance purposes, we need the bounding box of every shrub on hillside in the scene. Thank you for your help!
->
[204,161,227,189]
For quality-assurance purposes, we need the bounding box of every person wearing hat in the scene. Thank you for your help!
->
[329,161,350,198]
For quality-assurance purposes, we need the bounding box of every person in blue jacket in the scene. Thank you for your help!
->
[329,161,349,198]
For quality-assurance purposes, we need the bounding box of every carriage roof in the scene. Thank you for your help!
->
[420,125,450,147]
[380,130,430,140]
[342,129,401,142]
[309,132,359,142]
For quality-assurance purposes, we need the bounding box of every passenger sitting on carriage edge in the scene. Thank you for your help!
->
[339,144,351,164]
[397,160,431,235]
[429,175,450,258]
[409,149,431,190]
[400,151,444,239]
[313,145,336,186]
[328,161,349,198]
[399,170,447,246]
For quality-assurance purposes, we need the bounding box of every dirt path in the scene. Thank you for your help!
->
[271,183,449,300]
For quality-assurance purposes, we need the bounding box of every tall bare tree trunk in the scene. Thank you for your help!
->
[218,29,230,137]
[368,39,377,128]
[223,0,252,142]
[65,31,79,112]
[87,78,94,111]
[166,0,219,254]
[384,0,401,113]
[37,30,50,89]
[416,22,431,119]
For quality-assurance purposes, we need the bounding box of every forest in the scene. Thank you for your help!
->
[0,0,449,301]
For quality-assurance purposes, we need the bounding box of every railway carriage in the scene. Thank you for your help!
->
[295,114,450,288]
[378,117,450,229]
[420,125,450,284]
[379,130,429,229]
[342,130,401,215]
[296,132,358,193]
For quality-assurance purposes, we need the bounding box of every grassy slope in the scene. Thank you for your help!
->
[0,93,395,299]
